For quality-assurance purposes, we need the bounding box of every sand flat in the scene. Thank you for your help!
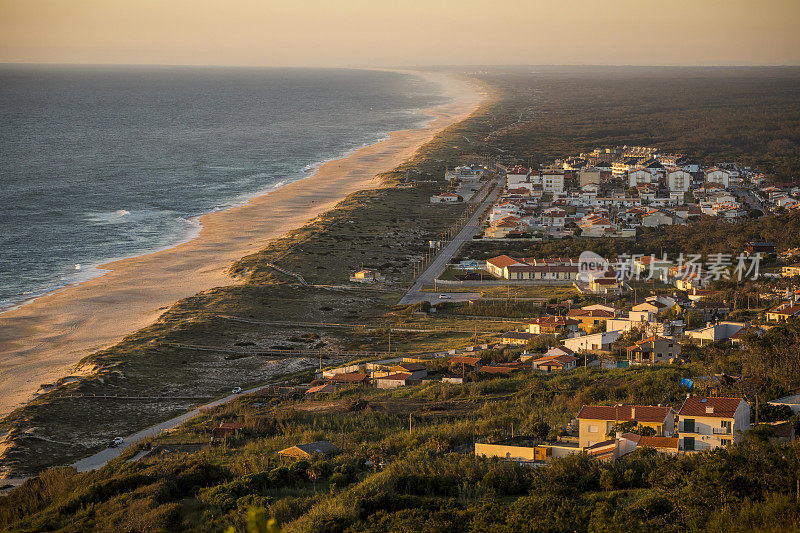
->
[0,70,486,418]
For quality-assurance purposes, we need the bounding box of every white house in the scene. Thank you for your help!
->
[628,168,652,187]
[705,167,730,189]
[685,321,747,346]
[677,396,750,452]
[667,169,691,197]
[541,207,566,227]
[562,331,621,352]
[490,202,521,223]
[541,170,565,195]
[430,192,463,204]
[641,210,675,227]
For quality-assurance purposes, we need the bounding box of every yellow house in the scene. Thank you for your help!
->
[782,264,800,278]
[576,405,676,449]
[767,301,800,322]
[566,308,615,331]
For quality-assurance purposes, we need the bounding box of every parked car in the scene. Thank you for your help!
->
[232,387,242,394]
[438,294,452,299]
[108,437,124,448]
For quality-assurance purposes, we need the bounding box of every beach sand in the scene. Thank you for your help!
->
[0,70,486,418]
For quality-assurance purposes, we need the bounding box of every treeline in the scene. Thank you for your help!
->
[287,439,800,532]
[474,66,800,180]
[464,211,800,261]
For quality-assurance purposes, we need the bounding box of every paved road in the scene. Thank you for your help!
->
[71,382,274,472]
[399,179,501,306]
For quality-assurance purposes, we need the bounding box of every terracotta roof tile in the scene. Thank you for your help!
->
[678,397,744,418]
[577,405,672,423]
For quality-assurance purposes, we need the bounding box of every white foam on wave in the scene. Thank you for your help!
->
[84,209,134,225]
[3,70,446,314]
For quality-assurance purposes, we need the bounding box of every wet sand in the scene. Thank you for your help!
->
[0,70,486,418]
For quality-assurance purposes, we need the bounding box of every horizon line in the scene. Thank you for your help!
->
[2,61,800,70]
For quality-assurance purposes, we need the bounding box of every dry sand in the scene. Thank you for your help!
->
[0,70,486,418]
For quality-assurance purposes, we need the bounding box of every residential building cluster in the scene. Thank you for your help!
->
[476,395,754,465]
[481,146,775,240]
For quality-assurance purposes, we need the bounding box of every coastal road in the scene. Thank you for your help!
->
[71,382,280,472]
[398,179,501,306]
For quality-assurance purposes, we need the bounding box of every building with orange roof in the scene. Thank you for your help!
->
[526,316,580,335]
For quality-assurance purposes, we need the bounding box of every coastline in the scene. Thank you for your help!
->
[0,70,487,419]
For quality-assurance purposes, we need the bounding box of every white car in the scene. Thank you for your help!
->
[438,294,452,299]
[108,437,124,448]
[232,387,242,394]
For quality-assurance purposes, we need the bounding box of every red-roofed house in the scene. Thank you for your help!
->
[531,353,578,372]
[566,308,616,330]
[767,301,800,322]
[577,405,676,448]
[485,255,524,278]
[478,365,514,375]
[526,316,580,335]
[328,372,368,385]
[677,396,750,451]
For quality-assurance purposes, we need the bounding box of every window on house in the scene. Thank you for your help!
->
[720,439,731,446]
[721,420,732,433]
[588,425,598,433]
[684,436,695,451]
[683,418,695,432]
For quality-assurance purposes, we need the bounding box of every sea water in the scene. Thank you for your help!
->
[0,66,446,309]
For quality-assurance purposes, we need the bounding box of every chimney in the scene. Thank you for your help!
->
[686,393,691,399]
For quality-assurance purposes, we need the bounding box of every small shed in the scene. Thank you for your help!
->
[212,421,245,439]
[278,440,339,459]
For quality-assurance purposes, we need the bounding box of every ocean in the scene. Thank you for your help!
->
[0,66,446,310]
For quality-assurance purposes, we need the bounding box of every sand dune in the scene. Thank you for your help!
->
[0,70,486,418]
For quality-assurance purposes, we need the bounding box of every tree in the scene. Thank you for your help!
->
[306,466,320,493]
[589,320,606,334]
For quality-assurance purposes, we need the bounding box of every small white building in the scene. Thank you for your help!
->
[562,330,621,352]
[430,192,463,204]
[541,207,566,227]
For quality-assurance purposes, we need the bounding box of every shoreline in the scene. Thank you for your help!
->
[0,132,396,316]
[0,69,487,419]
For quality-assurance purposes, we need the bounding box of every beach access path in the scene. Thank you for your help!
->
[0,71,487,419]
[398,177,502,306]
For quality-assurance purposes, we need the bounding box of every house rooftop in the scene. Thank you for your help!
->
[678,396,744,418]
[577,405,672,423]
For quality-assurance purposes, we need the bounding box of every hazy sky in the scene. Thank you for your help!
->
[2,0,799,67]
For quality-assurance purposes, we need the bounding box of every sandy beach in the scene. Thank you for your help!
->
[0,70,486,419]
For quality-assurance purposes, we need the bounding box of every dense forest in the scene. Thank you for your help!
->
[471,66,800,181]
